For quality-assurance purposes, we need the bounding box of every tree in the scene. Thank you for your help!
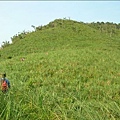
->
[31,25,36,31]
[2,41,10,48]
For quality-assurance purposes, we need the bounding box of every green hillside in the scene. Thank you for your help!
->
[0,19,120,120]
[0,19,114,59]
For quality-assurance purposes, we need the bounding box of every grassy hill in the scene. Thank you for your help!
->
[0,19,120,120]
[0,19,113,59]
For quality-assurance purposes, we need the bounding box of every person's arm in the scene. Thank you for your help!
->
[8,81,10,88]
[6,79,10,88]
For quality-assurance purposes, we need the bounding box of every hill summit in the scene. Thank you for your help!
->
[0,18,120,59]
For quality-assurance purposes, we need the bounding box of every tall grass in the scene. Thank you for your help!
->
[0,47,120,119]
[0,19,120,119]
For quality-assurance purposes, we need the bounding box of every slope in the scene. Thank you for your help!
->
[0,19,120,120]
[0,19,111,60]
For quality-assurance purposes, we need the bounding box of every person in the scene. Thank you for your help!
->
[1,73,10,93]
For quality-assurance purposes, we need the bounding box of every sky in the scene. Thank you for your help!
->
[0,1,120,46]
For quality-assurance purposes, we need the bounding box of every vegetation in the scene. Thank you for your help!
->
[0,18,120,120]
[1,41,10,48]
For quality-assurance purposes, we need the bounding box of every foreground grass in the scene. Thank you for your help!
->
[0,45,120,119]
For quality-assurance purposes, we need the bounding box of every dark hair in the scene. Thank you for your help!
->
[2,73,6,78]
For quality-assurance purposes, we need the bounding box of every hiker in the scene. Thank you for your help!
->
[1,73,10,93]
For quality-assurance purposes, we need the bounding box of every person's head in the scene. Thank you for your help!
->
[2,73,6,78]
